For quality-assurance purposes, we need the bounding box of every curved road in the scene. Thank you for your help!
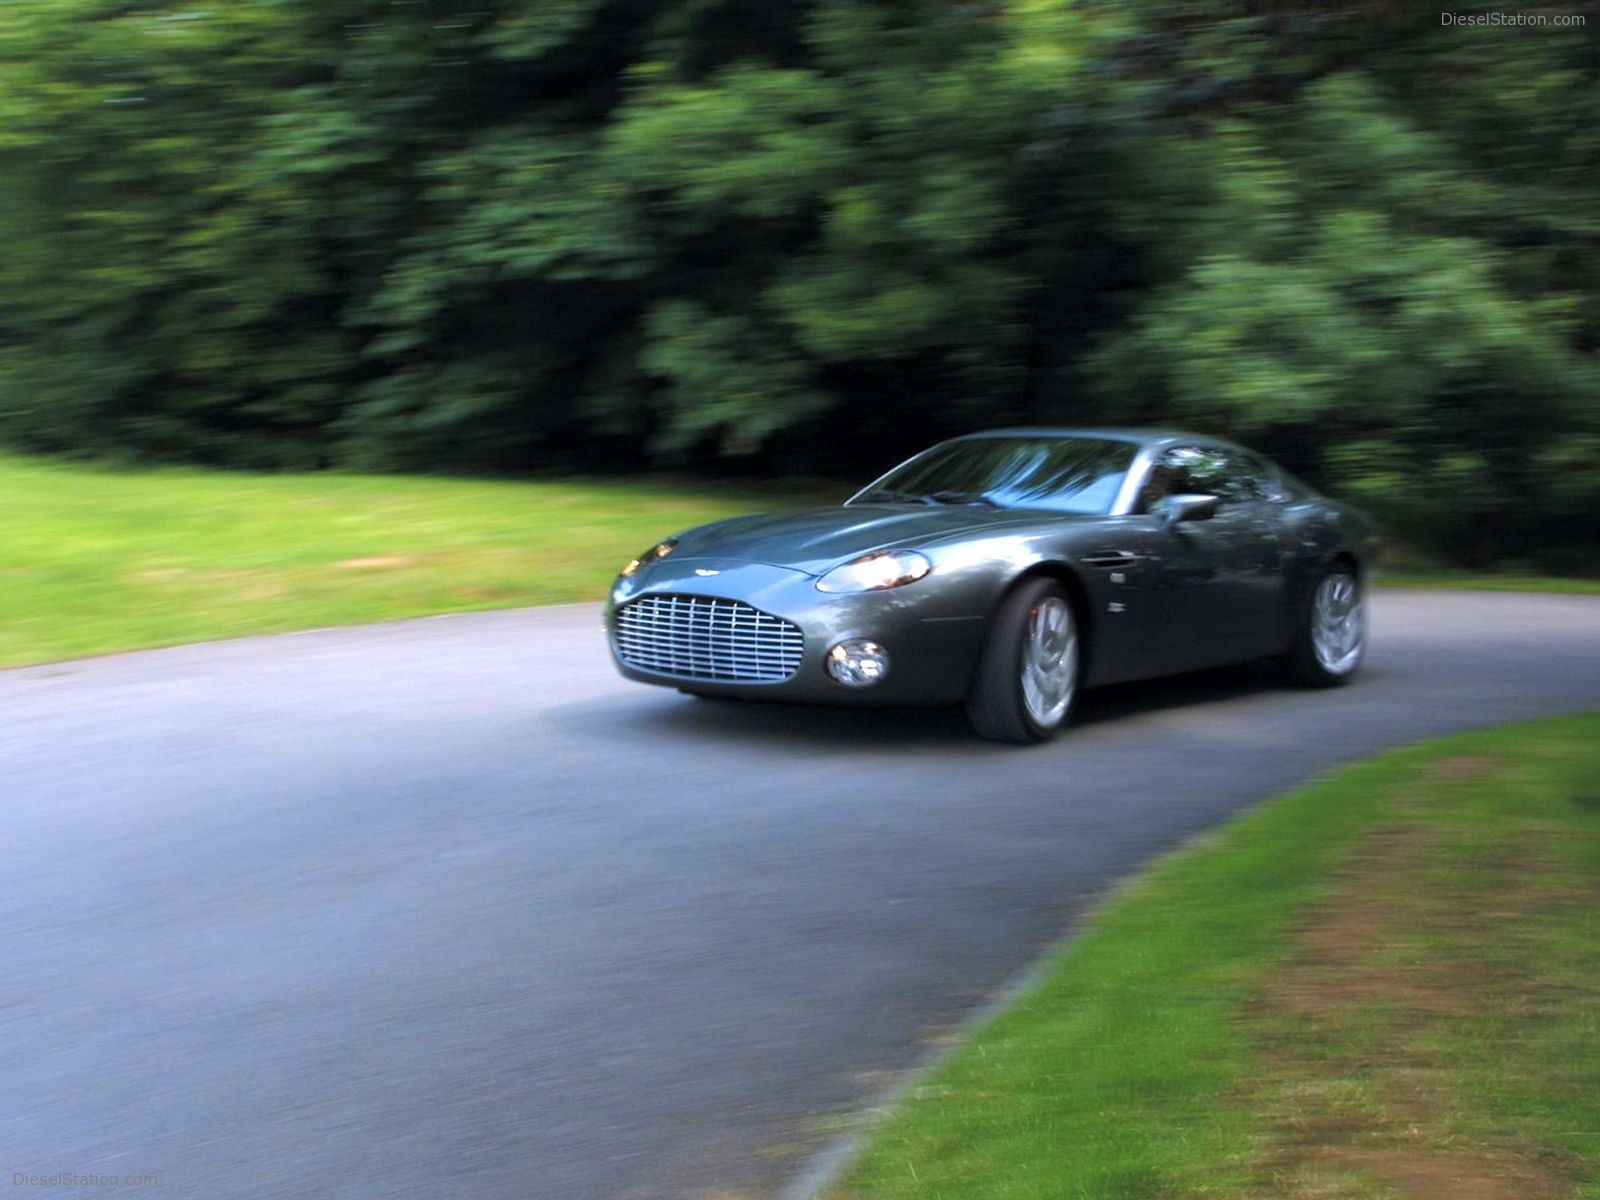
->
[3,591,1599,1199]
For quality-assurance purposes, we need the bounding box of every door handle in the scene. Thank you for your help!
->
[1081,550,1148,569]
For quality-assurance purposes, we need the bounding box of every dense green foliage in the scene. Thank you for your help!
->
[1,2,1596,563]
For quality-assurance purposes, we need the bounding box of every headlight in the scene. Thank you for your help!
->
[816,550,932,594]
[620,538,678,578]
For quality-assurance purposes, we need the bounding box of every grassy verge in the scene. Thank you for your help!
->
[828,712,1600,1200]
[1375,571,1600,595]
[0,453,836,668]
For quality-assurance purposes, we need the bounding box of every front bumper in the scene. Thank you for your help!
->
[603,556,987,707]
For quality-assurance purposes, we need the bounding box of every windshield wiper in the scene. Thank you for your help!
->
[919,490,1001,508]
[856,489,925,505]
[857,488,1002,508]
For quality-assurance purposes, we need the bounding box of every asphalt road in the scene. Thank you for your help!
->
[3,591,1599,1200]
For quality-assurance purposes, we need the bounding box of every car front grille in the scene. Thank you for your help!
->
[613,593,805,683]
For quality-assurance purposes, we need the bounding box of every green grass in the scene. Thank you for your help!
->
[828,712,1600,1199]
[1373,544,1600,593]
[0,452,839,668]
[1375,570,1600,595]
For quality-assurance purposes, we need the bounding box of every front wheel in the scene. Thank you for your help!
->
[965,578,1080,744]
[1283,569,1366,686]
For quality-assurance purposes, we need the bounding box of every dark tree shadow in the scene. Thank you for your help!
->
[564,660,1310,751]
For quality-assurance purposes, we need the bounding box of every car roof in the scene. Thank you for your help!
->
[951,427,1224,451]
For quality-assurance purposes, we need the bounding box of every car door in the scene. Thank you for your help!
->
[1140,445,1283,672]
[1072,522,1173,685]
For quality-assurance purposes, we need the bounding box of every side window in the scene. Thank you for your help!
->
[1217,450,1269,502]
[1137,446,1266,513]
[1137,445,1206,513]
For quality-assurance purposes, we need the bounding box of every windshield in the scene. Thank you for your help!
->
[853,436,1136,515]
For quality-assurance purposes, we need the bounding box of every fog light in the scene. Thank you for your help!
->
[827,640,889,688]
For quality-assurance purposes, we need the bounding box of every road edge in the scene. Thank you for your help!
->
[775,824,1223,1200]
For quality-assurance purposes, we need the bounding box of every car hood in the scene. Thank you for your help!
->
[669,505,1043,576]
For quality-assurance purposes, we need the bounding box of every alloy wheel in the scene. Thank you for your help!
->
[1020,596,1077,727]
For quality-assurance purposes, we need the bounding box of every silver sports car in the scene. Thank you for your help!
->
[605,429,1377,743]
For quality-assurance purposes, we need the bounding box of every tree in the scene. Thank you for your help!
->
[1,1,1596,564]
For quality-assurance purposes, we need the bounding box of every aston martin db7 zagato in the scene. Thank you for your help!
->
[605,429,1377,743]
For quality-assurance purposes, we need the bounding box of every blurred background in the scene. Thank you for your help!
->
[1,0,1597,599]
[4,11,1600,1198]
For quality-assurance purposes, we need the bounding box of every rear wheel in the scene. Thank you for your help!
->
[965,578,1080,744]
[1283,568,1366,686]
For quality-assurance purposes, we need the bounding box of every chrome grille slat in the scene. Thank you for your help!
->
[614,594,804,682]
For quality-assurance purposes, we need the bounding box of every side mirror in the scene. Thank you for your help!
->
[1159,493,1222,527]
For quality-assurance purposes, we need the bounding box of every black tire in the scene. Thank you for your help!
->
[964,577,1080,744]
[1282,567,1366,687]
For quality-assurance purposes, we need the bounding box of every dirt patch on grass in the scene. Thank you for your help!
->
[1421,754,1504,781]
[1259,827,1478,1024]
[1241,800,1588,1199]
[1266,1145,1572,1200]
[336,556,414,570]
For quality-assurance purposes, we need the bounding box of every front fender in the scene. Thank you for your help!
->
[918,526,1138,686]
